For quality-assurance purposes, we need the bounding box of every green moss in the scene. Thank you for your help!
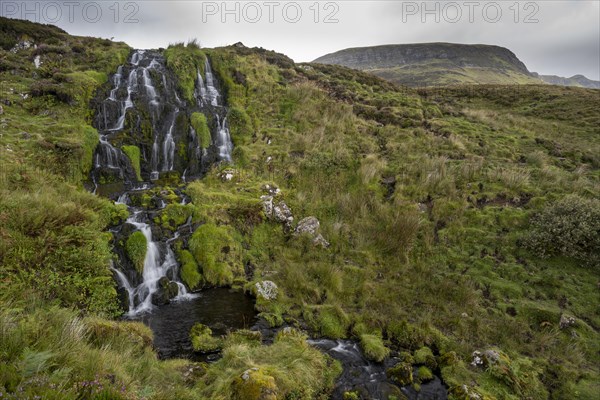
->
[164,42,206,102]
[359,333,390,362]
[190,323,222,352]
[387,363,413,386]
[121,145,142,181]
[125,231,147,274]
[417,366,434,383]
[231,368,278,400]
[154,203,193,231]
[414,347,437,370]
[188,223,242,286]
[180,249,203,290]
[191,112,212,149]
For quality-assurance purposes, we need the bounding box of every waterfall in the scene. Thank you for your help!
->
[112,211,192,316]
[108,65,123,101]
[162,111,178,171]
[215,115,233,162]
[203,58,220,106]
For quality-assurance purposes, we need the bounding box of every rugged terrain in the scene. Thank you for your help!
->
[1,17,599,400]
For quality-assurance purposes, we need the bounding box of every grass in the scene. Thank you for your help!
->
[0,17,598,400]
[125,231,147,274]
[121,145,142,181]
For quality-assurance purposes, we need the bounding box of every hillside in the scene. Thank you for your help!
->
[1,17,599,400]
[313,43,542,87]
[533,73,600,89]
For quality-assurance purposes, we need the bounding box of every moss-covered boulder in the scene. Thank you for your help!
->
[387,362,413,386]
[417,366,434,383]
[191,112,211,149]
[189,223,243,286]
[154,203,193,231]
[121,145,142,181]
[125,231,147,274]
[414,346,437,370]
[232,368,278,400]
[190,323,222,352]
[179,249,203,290]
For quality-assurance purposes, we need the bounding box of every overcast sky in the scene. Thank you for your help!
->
[3,1,599,79]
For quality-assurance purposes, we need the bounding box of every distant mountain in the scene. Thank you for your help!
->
[532,73,600,89]
[313,43,541,87]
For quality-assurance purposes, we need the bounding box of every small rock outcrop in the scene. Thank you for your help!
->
[261,195,293,228]
[255,280,278,300]
[294,216,330,248]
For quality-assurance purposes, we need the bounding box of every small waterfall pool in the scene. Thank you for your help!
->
[132,288,257,359]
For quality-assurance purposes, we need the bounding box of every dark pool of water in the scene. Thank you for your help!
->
[132,288,257,359]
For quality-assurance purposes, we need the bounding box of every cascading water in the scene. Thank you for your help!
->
[162,111,178,171]
[114,210,192,316]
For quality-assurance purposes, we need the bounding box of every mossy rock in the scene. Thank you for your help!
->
[414,346,437,370]
[232,368,278,400]
[387,362,413,386]
[399,351,415,365]
[191,112,212,149]
[343,391,360,400]
[155,203,193,231]
[189,223,243,286]
[121,145,141,181]
[359,333,390,362]
[417,366,434,383]
[179,249,203,290]
[125,231,147,274]
[190,323,222,352]
[438,351,459,367]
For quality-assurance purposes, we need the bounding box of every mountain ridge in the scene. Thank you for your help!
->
[313,42,599,88]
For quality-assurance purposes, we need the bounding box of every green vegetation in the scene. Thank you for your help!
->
[125,231,147,274]
[197,328,341,399]
[188,223,243,286]
[1,17,598,400]
[164,41,206,102]
[189,323,222,352]
[313,43,542,87]
[190,112,211,148]
[179,249,203,290]
[121,145,142,181]
[359,333,390,362]
[523,195,600,266]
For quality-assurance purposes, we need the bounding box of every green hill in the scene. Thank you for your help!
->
[1,17,599,400]
[313,43,545,87]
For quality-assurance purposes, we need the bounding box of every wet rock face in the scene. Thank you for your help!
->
[91,49,233,185]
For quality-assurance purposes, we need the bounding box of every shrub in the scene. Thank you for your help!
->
[523,195,600,266]
[125,231,147,274]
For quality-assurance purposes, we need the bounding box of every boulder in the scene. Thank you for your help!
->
[387,362,413,386]
[295,216,320,236]
[261,195,293,227]
[152,277,179,305]
[233,368,278,400]
[559,314,576,329]
[255,281,278,300]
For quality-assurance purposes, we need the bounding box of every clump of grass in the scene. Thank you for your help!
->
[125,231,147,274]
[359,333,390,362]
[190,112,212,149]
[121,145,142,181]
